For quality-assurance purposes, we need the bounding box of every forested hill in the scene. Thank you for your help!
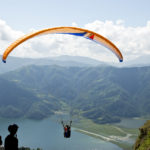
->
[0,74,61,119]
[1,65,150,123]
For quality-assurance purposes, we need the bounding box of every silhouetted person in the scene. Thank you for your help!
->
[0,136,2,146]
[4,124,19,150]
[61,121,72,138]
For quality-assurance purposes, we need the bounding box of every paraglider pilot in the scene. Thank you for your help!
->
[61,121,72,138]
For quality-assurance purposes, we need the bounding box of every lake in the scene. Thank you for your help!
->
[0,117,122,150]
[115,118,148,128]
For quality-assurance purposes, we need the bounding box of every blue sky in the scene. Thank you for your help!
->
[0,0,149,31]
[0,0,150,64]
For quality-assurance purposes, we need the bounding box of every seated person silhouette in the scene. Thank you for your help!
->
[4,124,19,150]
[61,121,72,138]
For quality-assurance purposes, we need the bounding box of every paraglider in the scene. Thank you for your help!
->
[2,26,123,63]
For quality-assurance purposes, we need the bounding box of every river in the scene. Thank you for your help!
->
[0,117,122,150]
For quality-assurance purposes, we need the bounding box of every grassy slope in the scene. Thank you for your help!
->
[134,120,150,150]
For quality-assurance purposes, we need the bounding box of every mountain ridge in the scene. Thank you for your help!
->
[0,55,106,74]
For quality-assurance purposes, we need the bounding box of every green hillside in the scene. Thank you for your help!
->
[134,120,150,150]
[0,76,61,119]
[1,65,150,123]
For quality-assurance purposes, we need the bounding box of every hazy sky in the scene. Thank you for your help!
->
[0,0,150,30]
[0,0,150,63]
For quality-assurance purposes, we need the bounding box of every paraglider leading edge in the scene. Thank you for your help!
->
[1,26,123,63]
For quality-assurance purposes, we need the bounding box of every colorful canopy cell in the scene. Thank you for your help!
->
[2,26,123,63]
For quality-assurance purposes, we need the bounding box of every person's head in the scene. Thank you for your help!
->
[8,124,19,135]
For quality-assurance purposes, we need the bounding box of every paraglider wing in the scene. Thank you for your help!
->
[2,27,123,63]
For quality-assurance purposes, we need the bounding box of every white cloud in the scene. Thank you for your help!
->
[0,19,24,54]
[84,20,150,62]
[0,19,150,64]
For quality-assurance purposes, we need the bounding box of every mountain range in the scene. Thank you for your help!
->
[0,55,106,74]
[0,56,150,123]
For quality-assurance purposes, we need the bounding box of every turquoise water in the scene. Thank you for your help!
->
[0,118,122,150]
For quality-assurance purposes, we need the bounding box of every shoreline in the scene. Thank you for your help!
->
[73,123,135,150]
[75,128,117,142]
[75,127,132,143]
